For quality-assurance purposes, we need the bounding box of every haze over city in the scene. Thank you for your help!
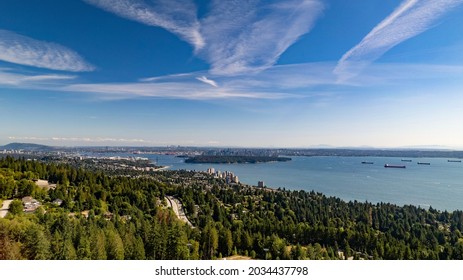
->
[1,0,463,148]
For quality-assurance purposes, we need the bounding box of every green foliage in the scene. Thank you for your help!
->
[106,230,124,260]
[0,219,22,259]
[218,227,233,257]
[1,156,463,260]
[8,200,23,215]
[201,222,219,259]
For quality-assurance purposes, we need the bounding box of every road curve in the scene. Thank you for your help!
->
[165,196,194,227]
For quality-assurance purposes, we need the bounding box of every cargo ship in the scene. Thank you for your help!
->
[417,162,431,165]
[361,161,374,164]
[401,159,412,162]
[384,164,406,168]
[448,160,462,163]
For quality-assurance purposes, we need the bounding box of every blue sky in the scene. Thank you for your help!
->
[1,0,463,148]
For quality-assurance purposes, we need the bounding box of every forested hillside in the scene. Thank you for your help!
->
[1,156,463,260]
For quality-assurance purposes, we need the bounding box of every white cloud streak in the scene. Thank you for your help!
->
[83,0,323,76]
[63,80,296,100]
[139,72,191,82]
[4,60,463,102]
[334,0,463,80]
[200,0,324,75]
[341,63,463,87]
[61,64,327,100]
[0,68,76,87]
[196,76,218,87]
[84,0,204,51]
[0,30,94,72]
[63,61,463,101]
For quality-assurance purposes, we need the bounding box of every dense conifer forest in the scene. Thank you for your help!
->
[1,156,463,260]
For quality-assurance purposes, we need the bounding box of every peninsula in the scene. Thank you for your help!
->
[184,155,291,164]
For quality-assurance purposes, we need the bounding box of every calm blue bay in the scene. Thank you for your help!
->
[97,153,463,211]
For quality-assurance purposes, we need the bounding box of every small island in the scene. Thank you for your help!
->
[185,155,292,164]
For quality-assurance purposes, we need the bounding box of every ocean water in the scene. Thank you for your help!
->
[97,153,463,211]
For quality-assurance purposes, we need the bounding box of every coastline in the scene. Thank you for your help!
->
[149,155,463,211]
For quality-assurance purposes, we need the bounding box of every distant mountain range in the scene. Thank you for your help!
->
[0,142,54,152]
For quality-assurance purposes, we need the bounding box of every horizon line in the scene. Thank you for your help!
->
[1,142,462,151]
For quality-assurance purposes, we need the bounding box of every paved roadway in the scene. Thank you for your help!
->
[165,196,194,227]
[0,199,13,218]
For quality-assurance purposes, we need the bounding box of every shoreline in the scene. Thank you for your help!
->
[152,155,463,212]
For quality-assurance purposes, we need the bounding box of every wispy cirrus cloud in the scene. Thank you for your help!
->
[340,63,463,87]
[84,0,323,76]
[0,30,94,72]
[200,0,324,75]
[334,0,463,81]
[196,76,218,87]
[5,58,463,102]
[62,64,330,100]
[139,73,192,82]
[62,80,296,100]
[22,61,463,101]
[84,0,204,51]
[0,68,76,87]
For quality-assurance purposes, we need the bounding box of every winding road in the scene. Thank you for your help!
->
[165,196,194,227]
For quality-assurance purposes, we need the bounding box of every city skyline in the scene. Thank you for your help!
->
[1,0,463,148]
